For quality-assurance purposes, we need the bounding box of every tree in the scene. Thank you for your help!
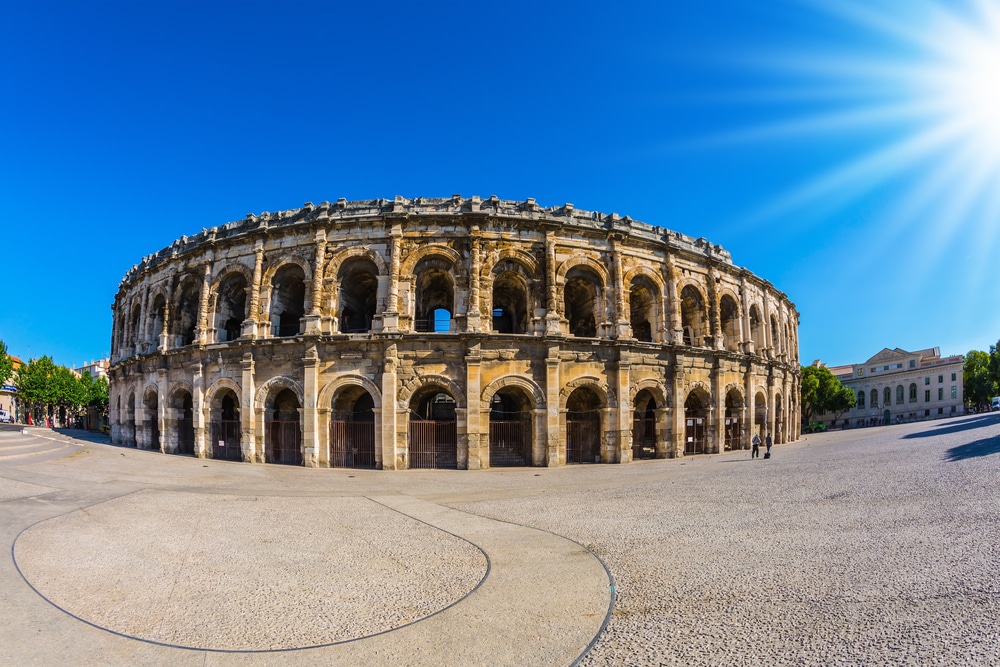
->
[0,339,12,389]
[964,349,996,409]
[15,356,58,423]
[800,364,856,424]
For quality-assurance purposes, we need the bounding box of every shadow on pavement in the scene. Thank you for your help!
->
[943,435,1000,462]
[902,414,999,440]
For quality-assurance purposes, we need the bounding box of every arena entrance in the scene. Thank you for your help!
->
[631,389,658,460]
[143,389,160,452]
[266,388,302,466]
[210,389,242,461]
[684,389,710,455]
[408,388,457,469]
[329,388,376,469]
[566,387,602,463]
[724,389,744,451]
[172,390,195,456]
[488,388,533,467]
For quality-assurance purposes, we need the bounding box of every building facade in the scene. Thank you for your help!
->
[108,196,800,469]
[837,347,964,426]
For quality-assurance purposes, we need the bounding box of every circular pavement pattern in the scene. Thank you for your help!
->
[14,490,488,651]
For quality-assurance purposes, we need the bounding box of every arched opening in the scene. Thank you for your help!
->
[684,389,710,455]
[754,391,768,437]
[330,387,376,468]
[629,277,658,343]
[857,390,865,409]
[491,269,529,334]
[770,315,782,356]
[720,295,740,352]
[896,385,904,405]
[564,267,601,338]
[566,386,602,463]
[270,265,306,337]
[338,258,379,333]
[210,388,242,461]
[125,391,136,447]
[172,390,195,455]
[883,387,892,410]
[128,305,141,349]
[632,389,658,460]
[725,389,744,450]
[414,258,454,333]
[267,388,302,465]
[215,273,247,342]
[909,383,917,402]
[488,387,533,467]
[408,387,457,469]
[749,305,764,353]
[149,295,167,345]
[680,285,706,347]
[871,388,879,409]
[143,389,160,452]
[173,279,201,347]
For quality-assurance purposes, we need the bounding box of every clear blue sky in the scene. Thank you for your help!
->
[3,0,999,369]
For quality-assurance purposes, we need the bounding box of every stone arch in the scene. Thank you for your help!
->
[140,383,161,452]
[168,381,195,456]
[266,260,310,337]
[724,383,745,450]
[318,374,384,412]
[145,286,170,343]
[211,260,254,289]
[631,379,667,460]
[560,376,616,410]
[409,249,462,333]
[481,375,545,411]
[205,377,242,406]
[626,270,663,343]
[398,373,465,409]
[629,378,668,408]
[171,272,203,348]
[262,252,314,288]
[718,291,742,352]
[255,376,305,412]
[485,247,540,278]
[555,256,609,287]
[679,281,708,347]
[324,246,388,282]
[399,244,463,278]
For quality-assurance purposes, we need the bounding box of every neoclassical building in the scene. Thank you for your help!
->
[108,196,800,469]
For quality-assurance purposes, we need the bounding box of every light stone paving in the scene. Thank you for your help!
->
[1,416,999,665]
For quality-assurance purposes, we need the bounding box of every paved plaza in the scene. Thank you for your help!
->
[0,414,997,665]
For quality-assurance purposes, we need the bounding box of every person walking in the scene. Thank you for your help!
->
[751,433,761,458]
[765,433,773,459]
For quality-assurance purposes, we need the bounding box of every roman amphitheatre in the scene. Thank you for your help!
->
[108,195,800,468]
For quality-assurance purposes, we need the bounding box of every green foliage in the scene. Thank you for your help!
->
[964,349,996,408]
[800,364,856,423]
[0,339,13,388]
[14,356,109,423]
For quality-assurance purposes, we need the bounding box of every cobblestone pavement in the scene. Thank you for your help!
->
[1,415,998,665]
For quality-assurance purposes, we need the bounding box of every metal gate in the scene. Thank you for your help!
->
[329,420,376,468]
[178,416,195,455]
[566,418,600,463]
[632,417,656,460]
[211,420,243,461]
[148,417,160,451]
[268,419,302,465]
[685,417,706,455]
[408,420,457,469]
[724,417,742,451]
[489,419,532,467]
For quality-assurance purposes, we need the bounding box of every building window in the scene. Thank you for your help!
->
[856,368,864,377]
[924,377,930,385]
[896,385,904,405]
[909,360,915,368]
[938,388,944,400]
[938,375,943,383]
[925,390,930,402]
[938,407,944,415]
[871,389,879,408]
[858,391,865,409]
[909,383,917,402]
[951,373,956,381]
[951,386,957,399]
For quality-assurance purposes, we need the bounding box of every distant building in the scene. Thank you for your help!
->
[835,347,964,427]
[74,359,109,380]
[0,356,23,420]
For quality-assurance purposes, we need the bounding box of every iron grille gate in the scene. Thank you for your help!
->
[685,417,706,455]
[489,419,531,467]
[408,420,457,469]
[148,418,160,451]
[632,417,656,460]
[329,420,376,468]
[268,420,302,465]
[724,418,742,450]
[211,420,243,461]
[566,418,600,463]
[178,416,195,455]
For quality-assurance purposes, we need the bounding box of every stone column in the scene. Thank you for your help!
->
[740,274,752,353]
[615,352,632,463]
[545,345,561,465]
[195,262,213,345]
[381,344,399,469]
[193,361,206,458]
[708,271,720,349]
[383,225,403,332]
[711,359,724,454]
[243,240,265,339]
[155,369,167,453]
[302,345,320,467]
[611,236,630,339]
[664,255,680,343]
[304,230,327,334]
[671,364,686,457]
[158,302,170,353]
[545,232,561,335]
[767,371,776,441]
[744,365,755,449]
[465,344,482,468]
[241,352,257,462]
[466,228,482,333]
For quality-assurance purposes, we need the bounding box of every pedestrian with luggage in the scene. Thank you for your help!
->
[751,433,761,458]
[764,433,773,459]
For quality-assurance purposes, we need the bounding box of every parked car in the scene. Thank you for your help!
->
[803,421,827,433]
[0,410,13,423]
